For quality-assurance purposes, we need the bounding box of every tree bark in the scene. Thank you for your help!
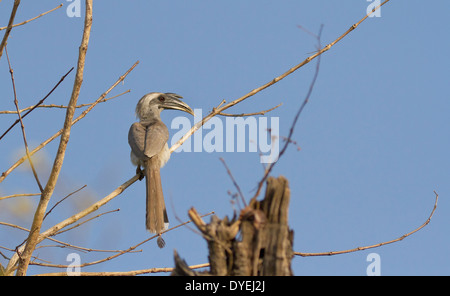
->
[173,176,293,276]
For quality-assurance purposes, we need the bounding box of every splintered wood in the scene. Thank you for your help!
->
[173,176,293,276]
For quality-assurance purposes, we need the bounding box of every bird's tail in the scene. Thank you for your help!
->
[145,158,169,235]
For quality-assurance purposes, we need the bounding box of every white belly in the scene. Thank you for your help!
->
[130,143,170,168]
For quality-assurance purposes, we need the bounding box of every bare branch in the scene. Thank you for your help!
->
[5,46,44,192]
[168,0,391,154]
[218,103,282,117]
[0,193,40,201]
[34,263,210,276]
[35,243,141,255]
[43,185,87,221]
[2,0,392,275]
[0,221,140,257]
[0,63,137,184]
[219,157,247,207]
[250,25,323,202]
[0,4,63,31]
[27,211,214,273]
[53,209,120,236]
[0,67,74,141]
[6,174,139,273]
[295,191,439,257]
[15,0,93,276]
[0,0,20,60]
[0,89,130,115]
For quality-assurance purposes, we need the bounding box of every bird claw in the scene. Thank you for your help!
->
[136,166,145,180]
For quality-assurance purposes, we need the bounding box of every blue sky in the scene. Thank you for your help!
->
[1,1,449,276]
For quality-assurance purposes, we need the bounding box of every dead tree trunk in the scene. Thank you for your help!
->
[172,176,294,276]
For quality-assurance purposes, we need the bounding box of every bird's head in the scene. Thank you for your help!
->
[136,92,194,120]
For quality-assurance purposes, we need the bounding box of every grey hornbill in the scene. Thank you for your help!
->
[128,92,194,245]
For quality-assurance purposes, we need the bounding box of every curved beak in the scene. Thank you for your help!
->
[161,93,195,116]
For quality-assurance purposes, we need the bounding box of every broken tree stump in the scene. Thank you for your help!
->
[172,176,293,276]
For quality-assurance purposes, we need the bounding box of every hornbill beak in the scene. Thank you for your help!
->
[160,93,195,116]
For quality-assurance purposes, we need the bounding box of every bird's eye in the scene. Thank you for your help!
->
[159,96,165,102]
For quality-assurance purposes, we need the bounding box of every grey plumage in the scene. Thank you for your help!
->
[128,92,194,238]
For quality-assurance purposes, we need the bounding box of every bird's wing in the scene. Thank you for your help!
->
[128,122,147,160]
[143,121,169,158]
[128,121,169,160]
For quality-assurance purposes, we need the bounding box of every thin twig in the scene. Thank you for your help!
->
[251,24,323,202]
[0,0,20,60]
[0,221,140,256]
[0,63,136,184]
[6,172,138,272]
[0,193,40,201]
[43,185,87,221]
[34,263,210,276]
[5,46,44,192]
[219,157,247,207]
[30,212,215,271]
[15,0,93,276]
[0,244,51,266]
[0,67,74,141]
[0,4,63,31]
[294,191,439,257]
[35,243,141,254]
[168,0,391,155]
[0,89,130,115]
[53,209,120,235]
[218,103,282,117]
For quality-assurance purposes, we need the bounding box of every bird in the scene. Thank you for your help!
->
[128,92,194,246]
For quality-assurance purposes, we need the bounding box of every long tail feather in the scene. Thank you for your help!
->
[145,158,169,234]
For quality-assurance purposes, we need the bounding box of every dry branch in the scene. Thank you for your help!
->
[295,191,439,257]
[2,0,392,276]
[174,176,293,276]
[217,103,282,117]
[35,263,210,276]
[6,173,138,274]
[53,209,120,236]
[24,212,214,275]
[5,46,44,192]
[0,220,136,257]
[168,0,391,155]
[0,193,40,201]
[0,67,74,141]
[0,64,137,184]
[0,0,20,60]
[2,59,138,273]
[0,90,130,115]
[43,185,87,221]
[15,0,93,276]
[0,4,63,31]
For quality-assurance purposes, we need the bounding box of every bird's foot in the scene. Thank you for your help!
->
[136,166,145,180]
